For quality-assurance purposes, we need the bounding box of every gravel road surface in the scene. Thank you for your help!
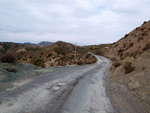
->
[0,56,114,113]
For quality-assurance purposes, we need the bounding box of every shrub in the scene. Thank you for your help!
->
[46,53,52,58]
[17,56,21,60]
[118,49,124,54]
[124,34,129,38]
[23,58,27,61]
[1,53,16,63]
[77,60,83,65]
[142,21,147,25]
[4,67,18,73]
[112,61,121,68]
[33,59,43,66]
[143,42,150,51]
[123,62,135,74]
[111,57,117,61]
[54,47,66,55]
[138,37,143,42]
[129,43,134,48]
[130,50,141,58]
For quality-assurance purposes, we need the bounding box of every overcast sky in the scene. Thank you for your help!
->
[0,0,150,45]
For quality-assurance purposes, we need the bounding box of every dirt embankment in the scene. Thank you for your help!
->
[105,20,150,113]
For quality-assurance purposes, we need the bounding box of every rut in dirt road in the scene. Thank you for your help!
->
[0,56,114,113]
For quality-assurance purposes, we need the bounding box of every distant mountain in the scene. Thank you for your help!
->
[17,41,54,46]
[24,42,36,45]
[37,41,54,46]
[17,42,36,45]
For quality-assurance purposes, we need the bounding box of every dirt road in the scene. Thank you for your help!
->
[0,56,114,113]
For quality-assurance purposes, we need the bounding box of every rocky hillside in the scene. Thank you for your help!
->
[107,20,150,112]
[0,42,39,54]
[10,41,97,67]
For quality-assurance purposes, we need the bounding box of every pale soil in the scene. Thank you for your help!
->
[6,79,33,91]
[105,67,150,113]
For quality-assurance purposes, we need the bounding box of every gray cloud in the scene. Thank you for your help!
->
[0,0,150,45]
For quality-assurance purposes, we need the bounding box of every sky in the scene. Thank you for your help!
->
[0,0,150,45]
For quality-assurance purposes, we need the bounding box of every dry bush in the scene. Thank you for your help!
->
[138,37,143,42]
[112,61,121,68]
[46,53,52,58]
[124,34,129,38]
[123,62,135,74]
[118,49,124,54]
[142,21,147,25]
[33,59,44,67]
[143,42,150,51]
[53,47,66,55]
[129,43,134,48]
[130,50,141,58]
[1,53,16,63]
[111,57,117,61]
[4,67,18,73]
[77,60,83,65]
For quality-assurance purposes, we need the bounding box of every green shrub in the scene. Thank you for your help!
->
[123,62,135,74]
[33,59,43,66]
[23,58,27,61]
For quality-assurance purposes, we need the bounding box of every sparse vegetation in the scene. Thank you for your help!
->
[77,60,83,65]
[4,67,18,73]
[118,49,124,54]
[54,47,66,55]
[143,42,150,51]
[123,62,135,74]
[33,59,43,67]
[124,34,129,38]
[23,58,27,61]
[17,56,21,60]
[142,21,147,25]
[46,53,52,58]
[0,53,16,63]
[129,43,134,48]
[112,61,121,68]
[130,50,141,58]
[138,37,143,42]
